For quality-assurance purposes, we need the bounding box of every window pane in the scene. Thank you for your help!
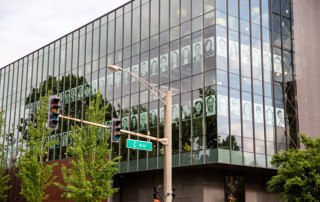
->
[170,0,180,27]
[141,3,149,40]
[151,0,159,35]
[160,0,169,31]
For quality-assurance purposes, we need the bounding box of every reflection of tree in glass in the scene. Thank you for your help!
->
[218,135,240,151]
[18,74,113,156]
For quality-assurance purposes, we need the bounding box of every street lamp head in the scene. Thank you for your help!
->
[108,65,122,72]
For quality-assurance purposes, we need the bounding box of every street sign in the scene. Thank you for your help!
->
[126,139,152,151]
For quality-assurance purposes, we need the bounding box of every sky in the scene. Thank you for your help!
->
[0,0,130,68]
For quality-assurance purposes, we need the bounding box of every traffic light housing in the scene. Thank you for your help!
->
[47,96,61,130]
[153,186,163,201]
[111,118,121,143]
[172,187,176,199]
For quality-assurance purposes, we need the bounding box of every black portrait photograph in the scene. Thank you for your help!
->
[276,108,285,127]
[141,61,148,78]
[70,87,76,102]
[150,57,158,76]
[84,83,90,98]
[205,95,216,116]
[193,99,203,119]
[254,103,264,123]
[91,79,97,95]
[242,100,252,121]
[171,50,179,69]
[204,37,214,58]
[149,109,157,127]
[122,116,129,130]
[160,54,168,72]
[265,106,274,125]
[274,55,282,74]
[181,45,191,65]
[140,112,148,130]
[77,85,83,100]
[193,42,203,62]
[131,65,139,81]
[131,114,138,130]
[65,90,70,104]
[263,52,272,71]
[217,36,227,58]
[62,132,68,147]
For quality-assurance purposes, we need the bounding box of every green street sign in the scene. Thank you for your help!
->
[126,139,152,151]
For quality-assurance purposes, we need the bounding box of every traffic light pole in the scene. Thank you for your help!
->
[164,90,172,202]
[58,115,168,145]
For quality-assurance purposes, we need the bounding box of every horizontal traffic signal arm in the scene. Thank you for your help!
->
[58,114,168,145]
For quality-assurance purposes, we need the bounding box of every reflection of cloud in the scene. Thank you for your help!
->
[216,18,226,26]
[0,0,129,68]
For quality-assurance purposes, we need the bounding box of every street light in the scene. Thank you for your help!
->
[108,64,173,202]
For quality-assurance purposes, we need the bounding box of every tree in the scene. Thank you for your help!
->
[0,110,12,201]
[54,91,119,202]
[267,134,320,201]
[17,95,58,201]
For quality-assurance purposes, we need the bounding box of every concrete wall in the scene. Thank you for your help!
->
[113,165,280,202]
[294,0,320,140]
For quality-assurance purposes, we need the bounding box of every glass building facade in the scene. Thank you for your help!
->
[0,0,297,173]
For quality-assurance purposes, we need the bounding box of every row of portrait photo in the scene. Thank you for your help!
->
[26,77,106,108]
[216,36,282,73]
[106,36,216,87]
[217,95,285,127]
[57,80,101,104]
[48,131,74,149]
[104,95,216,131]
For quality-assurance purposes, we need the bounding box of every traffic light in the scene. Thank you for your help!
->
[47,96,61,130]
[153,186,163,201]
[111,118,121,143]
[172,187,176,199]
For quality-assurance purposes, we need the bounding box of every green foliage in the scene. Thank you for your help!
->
[55,91,120,202]
[0,110,12,201]
[267,134,320,201]
[17,95,58,202]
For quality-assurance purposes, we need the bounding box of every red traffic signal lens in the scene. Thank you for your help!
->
[51,98,60,105]
[113,120,121,126]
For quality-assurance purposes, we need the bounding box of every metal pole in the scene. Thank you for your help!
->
[164,90,172,202]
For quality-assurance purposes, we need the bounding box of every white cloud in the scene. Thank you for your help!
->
[0,0,130,68]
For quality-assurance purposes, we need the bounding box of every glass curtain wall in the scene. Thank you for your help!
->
[0,0,296,171]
